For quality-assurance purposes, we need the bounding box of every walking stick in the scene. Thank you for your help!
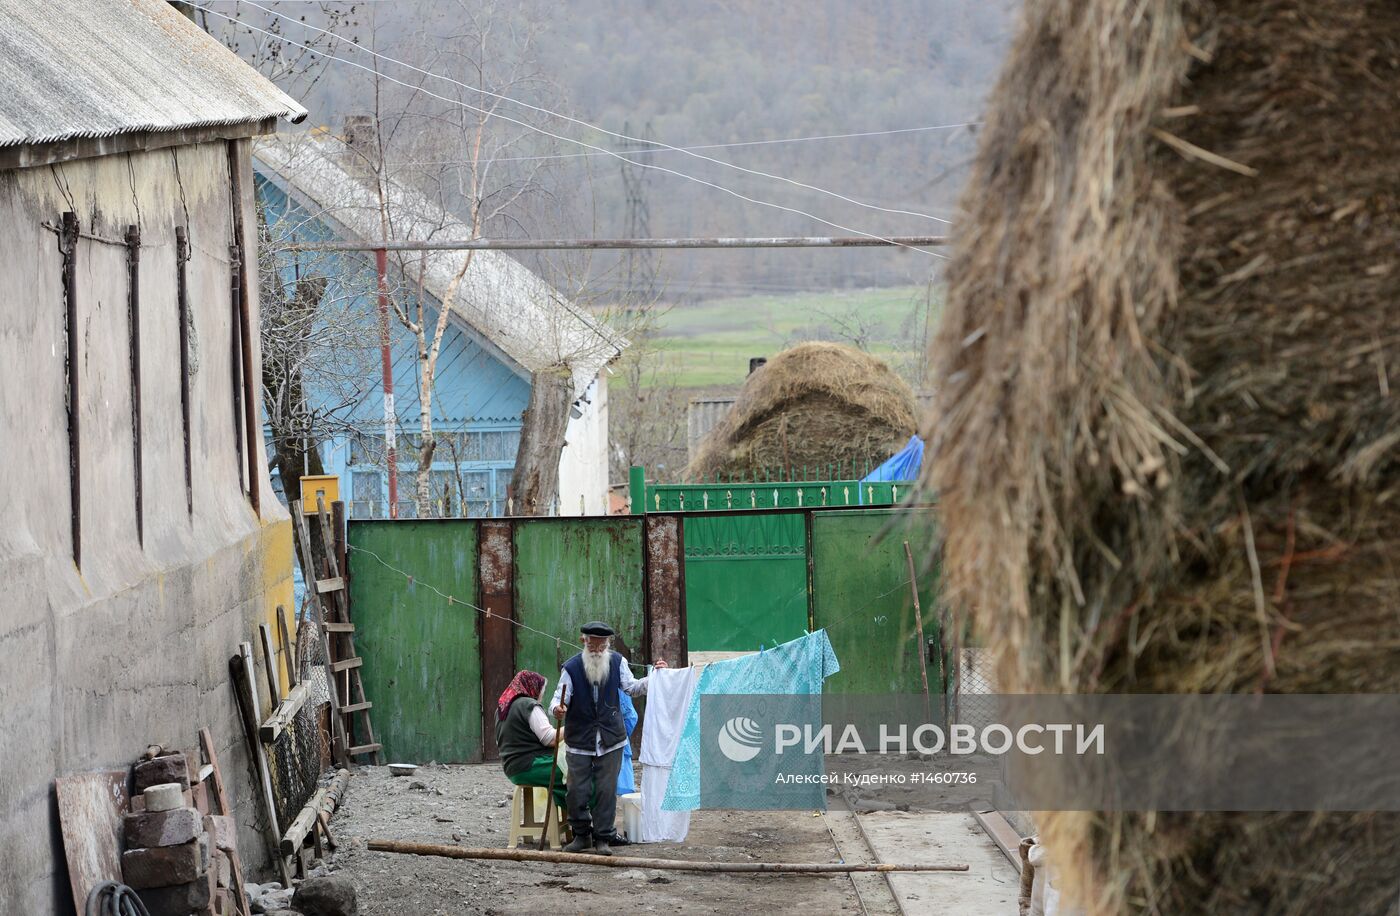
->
[538,709,564,851]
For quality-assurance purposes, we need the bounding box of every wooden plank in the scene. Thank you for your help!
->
[232,642,292,886]
[340,700,373,713]
[348,743,383,756]
[258,623,282,704]
[970,807,1026,874]
[280,785,331,856]
[259,682,311,743]
[55,770,128,911]
[277,604,297,688]
[316,577,345,594]
[331,657,363,673]
[198,728,254,916]
[324,622,356,633]
[369,840,970,873]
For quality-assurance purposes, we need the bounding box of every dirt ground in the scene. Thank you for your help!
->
[322,763,865,916]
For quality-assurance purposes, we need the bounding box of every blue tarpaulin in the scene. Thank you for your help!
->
[859,435,923,502]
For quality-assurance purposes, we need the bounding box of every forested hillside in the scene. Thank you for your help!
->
[217,0,1019,297]
[539,0,1019,296]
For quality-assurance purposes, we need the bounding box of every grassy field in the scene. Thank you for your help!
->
[621,285,938,389]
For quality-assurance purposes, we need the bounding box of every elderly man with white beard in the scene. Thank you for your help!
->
[549,621,667,854]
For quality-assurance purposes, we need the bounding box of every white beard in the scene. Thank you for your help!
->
[582,649,611,687]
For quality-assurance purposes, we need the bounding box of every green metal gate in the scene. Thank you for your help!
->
[347,521,482,762]
[682,512,809,652]
[513,519,647,681]
[811,508,940,695]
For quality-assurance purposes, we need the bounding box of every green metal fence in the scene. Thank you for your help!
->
[513,519,647,681]
[682,512,809,652]
[345,503,942,763]
[811,508,940,695]
[347,521,482,764]
[629,465,916,514]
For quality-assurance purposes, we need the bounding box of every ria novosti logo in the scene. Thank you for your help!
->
[713,717,1105,758]
[716,716,764,762]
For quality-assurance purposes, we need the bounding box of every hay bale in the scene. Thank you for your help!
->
[924,0,1400,913]
[685,342,917,482]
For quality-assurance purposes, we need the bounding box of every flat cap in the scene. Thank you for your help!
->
[580,621,615,637]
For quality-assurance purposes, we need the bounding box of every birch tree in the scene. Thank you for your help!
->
[351,1,558,516]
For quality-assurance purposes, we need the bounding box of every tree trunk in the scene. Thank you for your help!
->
[272,434,326,509]
[511,365,574,516]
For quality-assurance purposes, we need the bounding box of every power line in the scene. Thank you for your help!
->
[389,121,982,168]
[194,3,947,259]
[229,0,956,227]
[283,236,947,252]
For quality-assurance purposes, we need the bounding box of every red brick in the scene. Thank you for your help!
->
[124,807,202,848]
[133,754,190,793]
[121,835,208,889]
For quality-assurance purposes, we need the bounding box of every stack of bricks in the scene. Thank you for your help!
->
[121,753,241,916]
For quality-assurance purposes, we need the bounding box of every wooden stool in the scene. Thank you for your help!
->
[507,785,568,850]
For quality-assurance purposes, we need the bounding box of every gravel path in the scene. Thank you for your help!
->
[319,763,863,915]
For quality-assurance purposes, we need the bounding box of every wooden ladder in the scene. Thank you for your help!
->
[292,498,382,765]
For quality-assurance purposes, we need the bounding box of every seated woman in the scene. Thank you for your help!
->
[494,670,566,809]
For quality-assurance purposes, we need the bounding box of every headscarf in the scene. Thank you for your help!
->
[496,670,547,722]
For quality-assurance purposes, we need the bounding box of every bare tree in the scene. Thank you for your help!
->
[607,293,687,484]
[258,203,380,502]
[347,1,628,518]
[191,2,360,99]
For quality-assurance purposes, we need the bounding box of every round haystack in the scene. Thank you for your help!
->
[686,342,917,481]
[924,1,1399,913]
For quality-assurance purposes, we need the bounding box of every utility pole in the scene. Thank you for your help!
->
[617,121,658,303]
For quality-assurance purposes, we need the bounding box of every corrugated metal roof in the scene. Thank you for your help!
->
[0,0,306,149]
[254,133,627,391]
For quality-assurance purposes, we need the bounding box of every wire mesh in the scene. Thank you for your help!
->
[267,620,331,831]
[946,646,1000,732]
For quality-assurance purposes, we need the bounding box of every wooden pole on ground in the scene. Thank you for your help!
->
[903,541,933,724]
[367,839,969,873]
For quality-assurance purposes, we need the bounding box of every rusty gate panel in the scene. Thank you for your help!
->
[644,514,687,667]
[479,519,516,759]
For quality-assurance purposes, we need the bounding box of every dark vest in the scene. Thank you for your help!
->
[563,652,626,752]
[495,697,550,777]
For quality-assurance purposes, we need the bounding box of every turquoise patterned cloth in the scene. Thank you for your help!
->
[662,630,840,811]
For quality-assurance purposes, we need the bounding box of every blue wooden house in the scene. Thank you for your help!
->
[254,133,624,518]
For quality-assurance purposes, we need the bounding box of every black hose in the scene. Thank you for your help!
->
[83,881,153,916]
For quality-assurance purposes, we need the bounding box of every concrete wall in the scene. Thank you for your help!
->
[0,138,293,914]
[558,372,611,515]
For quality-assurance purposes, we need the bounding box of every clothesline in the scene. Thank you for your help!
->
[345,543,927,670]
[346,543,647,669]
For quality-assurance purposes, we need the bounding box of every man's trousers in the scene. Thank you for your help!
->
[565,747,623,839]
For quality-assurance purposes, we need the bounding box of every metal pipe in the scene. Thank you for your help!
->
[286,235,948,252]
[228,143,261,516]
[175,227,193,516]
[62,211,81,567]
[375,248,398,519]
[125,225,143,546]
[229,244,246,496]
